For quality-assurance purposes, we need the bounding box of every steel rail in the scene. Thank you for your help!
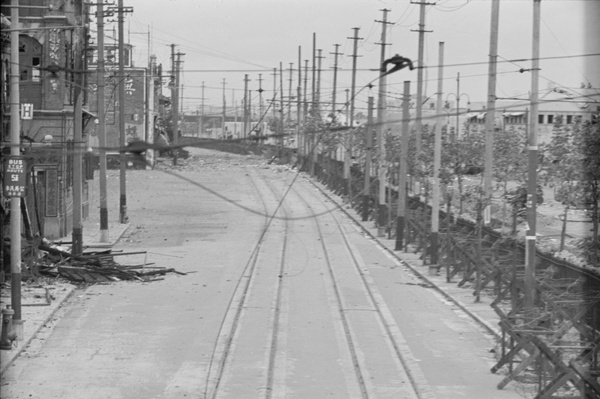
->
[203,169,279,398]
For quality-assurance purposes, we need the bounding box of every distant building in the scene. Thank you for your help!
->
[466,87,597,143]
[86,44,164,169]
[385,85,597,144]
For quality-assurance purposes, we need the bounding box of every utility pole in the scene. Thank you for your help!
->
[346,27,362,200]
[288,63,293,124]
[9,0,23,338]
[244,74,249,138]
[258,74,264,140]
[272,68,277,122]
[169,44,176,143]
[258,74,264,121]
[303,59,309,157]
[222,78,226,138]
[431,42,444,265]
[316,50,323,112]
[233,89,237,137]
[314,49,324,170]
[376,8,392,237]
[311,33,316,116]
[330,44,342,123]
[484,0,500,224]
[363,96,374,221]
[116,0,132,224]
[395,81,411,251]
[309,33,317,174]
[296,46,302,155]
[248,89,252,133]
[72,0,85,254]
[173,51,184,162]
[201,81,205,137]
[456,73,460,137]
[279,62,285,151]
[411,0,434,179]
[97,1,109,243]
[525,0,541,310]
[303,59,309,121]
[180,83,184,123]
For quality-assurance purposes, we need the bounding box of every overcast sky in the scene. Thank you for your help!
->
[120,0,596,115]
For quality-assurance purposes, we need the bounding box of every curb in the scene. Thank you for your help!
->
[83,223,130,249]
[0,224,129,375]
[0,285,77,376]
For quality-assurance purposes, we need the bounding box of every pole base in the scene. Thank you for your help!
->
[12,319,24,341]
[120,208,129,224]
[100,229,110,243]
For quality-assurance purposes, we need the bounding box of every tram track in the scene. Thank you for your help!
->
[290,182,433,399]
[204,168,293,399]
[205,164,433,399]
[204,166,436,398]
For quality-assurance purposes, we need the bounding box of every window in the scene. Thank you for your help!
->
[538,114,544,124]
[31,57,40,82]
[18,36,42,109]
[567,115,573,124]
[548,115,554,124]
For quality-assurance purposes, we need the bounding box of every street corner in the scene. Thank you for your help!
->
[1,278,77,375]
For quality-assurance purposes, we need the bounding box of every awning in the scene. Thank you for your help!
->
[502,112,525,117]
[476,112,486,120]
[82,108,98,119]
[465,112,479,119]
[82,108,98,129]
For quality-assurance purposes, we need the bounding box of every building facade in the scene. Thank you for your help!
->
[1,0,93,239]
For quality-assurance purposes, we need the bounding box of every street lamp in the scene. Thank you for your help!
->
[316,55,413,228]
[376,55,414,237]
[445,72,470,137]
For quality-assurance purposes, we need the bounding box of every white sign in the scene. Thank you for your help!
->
[21,103,34,120]
[483,205,491,225]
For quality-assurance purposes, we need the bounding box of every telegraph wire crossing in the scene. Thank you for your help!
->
[9,90,597,157]
[164,52,600,74]
[6,92,597,221]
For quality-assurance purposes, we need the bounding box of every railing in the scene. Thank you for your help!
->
[302,148,600,398]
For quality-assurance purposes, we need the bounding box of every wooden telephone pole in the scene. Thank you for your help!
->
[525,0,542,310]
[330,44,342,124]
[345,27,362,200]
[96,1,109,242]
[376,9,392,237]
[411,0,433,181]
[430,42,445,264]
[116,0,132,223]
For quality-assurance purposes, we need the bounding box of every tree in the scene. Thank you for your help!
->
[494,126,527,232]
[578,121,600,267]
[543,121,585,250]
[443,127,485,217]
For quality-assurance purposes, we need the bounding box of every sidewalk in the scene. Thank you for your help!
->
[0,221,130,376]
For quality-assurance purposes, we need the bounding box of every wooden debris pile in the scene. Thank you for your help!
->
[38,240,185,284]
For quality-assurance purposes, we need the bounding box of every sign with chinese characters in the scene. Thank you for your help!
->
[3,157,27,197]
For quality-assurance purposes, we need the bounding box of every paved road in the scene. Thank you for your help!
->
[1,149,526,399]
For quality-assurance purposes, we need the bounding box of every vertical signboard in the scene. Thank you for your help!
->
[3,156,27,197]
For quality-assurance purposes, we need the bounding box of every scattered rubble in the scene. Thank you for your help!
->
[31,239,186,284]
